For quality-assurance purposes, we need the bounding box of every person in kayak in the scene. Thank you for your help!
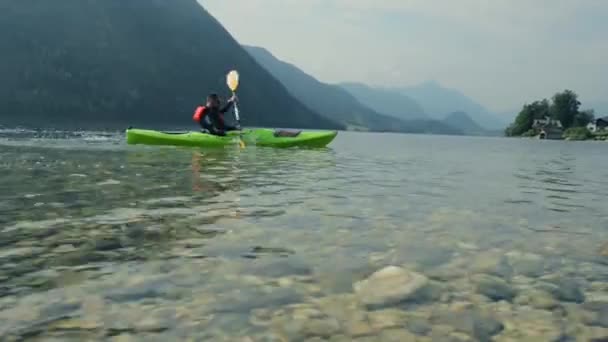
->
[192,93,239,136]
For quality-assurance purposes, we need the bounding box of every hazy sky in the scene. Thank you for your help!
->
[202,0,607,112]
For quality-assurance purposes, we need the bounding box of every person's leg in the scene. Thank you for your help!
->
[207,125,226,136]
[200,116,212,132]
[213,129,227,136]
[201,116,226,135]
[223,124,239,132]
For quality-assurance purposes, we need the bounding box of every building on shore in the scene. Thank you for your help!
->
[532,116,563,140]
[587,116,608,133]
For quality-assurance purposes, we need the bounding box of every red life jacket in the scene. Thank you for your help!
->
[193,106,206,122]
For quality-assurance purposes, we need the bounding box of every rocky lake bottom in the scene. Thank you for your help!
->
[0,130,607,341]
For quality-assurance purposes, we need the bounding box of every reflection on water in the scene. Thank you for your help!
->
[515,154,583,214]
[0,131,607,341]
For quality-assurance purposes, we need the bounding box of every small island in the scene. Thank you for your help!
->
[505,90,607,141]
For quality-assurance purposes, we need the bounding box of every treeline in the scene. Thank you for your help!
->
[505,90,594,137]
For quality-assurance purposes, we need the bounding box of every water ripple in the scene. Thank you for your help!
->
[0,131,607,340]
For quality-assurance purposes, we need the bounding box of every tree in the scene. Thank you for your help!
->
[506,89,596,137]
[506,99,550,136]
[550,89,581,128]
[574,109,595,127]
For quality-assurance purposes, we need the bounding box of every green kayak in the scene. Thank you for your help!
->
[126,128,338,148]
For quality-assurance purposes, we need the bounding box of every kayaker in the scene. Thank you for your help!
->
[193,93,239,136]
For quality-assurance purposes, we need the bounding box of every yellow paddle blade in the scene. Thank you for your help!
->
[239,139,245,149]
[227,70,239,92]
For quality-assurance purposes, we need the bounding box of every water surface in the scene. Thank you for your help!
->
[1,130,607,341]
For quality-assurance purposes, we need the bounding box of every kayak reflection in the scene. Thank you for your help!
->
[126,145,339,219]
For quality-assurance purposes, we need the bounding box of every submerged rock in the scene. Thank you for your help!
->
[90,237,123,251]
[498,311,563,341]
[432,308,504,342]
[473,274,516,302]
[587,327,608,342]
[406,317,432,336]
[344,319,375,338]
[133,316,171,333]
[353,266,428,308]
[470,252,513,279]
[367,309,408,330]
[552,333,577,342]
[299,318,341,338]
[52,244,78,254]
[582,301,608,328]
[272,307,341,340]
[516,289,560,311]
[49,318,101,331]
[379,329,418,341]
[543,278,586,303]
[506,251,546,278]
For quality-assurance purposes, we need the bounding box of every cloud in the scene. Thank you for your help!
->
[200,0,608,111]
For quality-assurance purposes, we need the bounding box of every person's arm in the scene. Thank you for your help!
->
[220,99,234,113]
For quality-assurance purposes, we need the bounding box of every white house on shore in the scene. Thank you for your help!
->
[532,117,563,129]
[587,116,608,133]
[532,116,563,139]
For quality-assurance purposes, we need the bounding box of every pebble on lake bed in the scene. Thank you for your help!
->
[432,306,504,342]
[505,251,546,278]
[543,277,586,303]
[353,265,429,308]
[473,274,517,302]
[514,289,560,311]
[470,251,513,279]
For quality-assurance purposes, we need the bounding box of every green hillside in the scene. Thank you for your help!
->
[0,0,341,130]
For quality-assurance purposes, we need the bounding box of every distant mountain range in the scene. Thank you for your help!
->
[244,46,461,135]
[339,82,505,135]
[442,111,486,135]
[0,0,340,130]
[391,81,506,130]
[339,82,428,121]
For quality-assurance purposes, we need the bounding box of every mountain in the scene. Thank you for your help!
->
[0,0,341,130]
[394,81,505,130]
[244,46,414,132]
[442,111,486,135]
[339,83,427,120]
[244,46,461,134]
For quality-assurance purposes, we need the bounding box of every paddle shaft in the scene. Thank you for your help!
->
[232,91,240,127]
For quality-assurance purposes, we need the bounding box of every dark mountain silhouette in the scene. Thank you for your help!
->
[339,82,427,120]
[244,46,461,134]
[0,0,341,130]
